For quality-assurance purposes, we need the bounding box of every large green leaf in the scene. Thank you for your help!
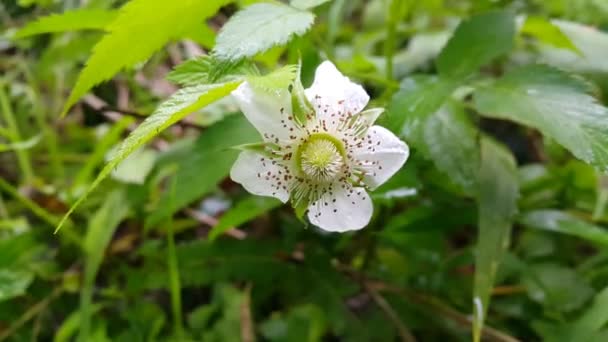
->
[519,210,608,246]
[473,138,519,342]
[209,196,282,241]
[79,190,130,341]
[474,64,608,171]
[13,9,116,38]
[422,103,480,194]
[436,10,515,78]
[145,114,259,227]
[55,82,240,233]
[62,0,230,114]
[384,76,457,141]
[213,2,315,61]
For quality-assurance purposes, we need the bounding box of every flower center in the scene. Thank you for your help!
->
[296,133,346,183]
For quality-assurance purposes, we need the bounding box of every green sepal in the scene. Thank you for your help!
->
[231,142,275,158]
[290,60,314,126]
[292,198,310,226]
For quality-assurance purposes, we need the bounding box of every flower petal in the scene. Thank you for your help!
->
[230,151,290,203]
[307,183,373,232]
[305,61,369,128]
[232,81,297,141]
[353,125,409,189]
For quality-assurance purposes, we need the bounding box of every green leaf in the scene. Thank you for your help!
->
[213,2,315,61]
[0,135,41,152]
[436,10,515,78]
[209,196,282,241]
[62,0,229,115]
[473,138,519,342]
[145,114,259,227]
[167,56,252,86]
[55,81,240,233]
[422,103,480,194]
[385,76,457,142]
[567,287,608,341]
[520,16,580,53]
[247,64,298,91]
[0,269,34,302]
[290,0,331,10]
[13,9,117,38]
[79,190,130,341]
[474,64,608,171]
[519,210,608,246]
[539,20,608,73]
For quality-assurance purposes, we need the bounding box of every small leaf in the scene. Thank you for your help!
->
[0,135,41,152]
[209,196,282,241]
[519,210,608,246]
[473,138,519,342]
[520,16,580,53]
[62,0,230,115]
[0,269,34,302]
[474,64,608,171]
[436,10,515,78]
[539,20,608,73]
[13,9,116,38]
[55,81,240,233]
[213,2,315,61]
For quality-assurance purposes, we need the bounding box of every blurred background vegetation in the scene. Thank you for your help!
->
[2,0,608,341]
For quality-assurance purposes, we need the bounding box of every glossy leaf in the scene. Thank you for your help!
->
[474,64,608,171]
[13,9,116,38]
[213,2,315,61]
[473,138,519,342]
[436,10,515,78]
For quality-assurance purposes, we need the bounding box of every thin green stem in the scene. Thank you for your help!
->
[167,177,184,338]
[19,63,65,181]
[0,83,35,184]
[385,1,398,81]
[0,192,8,219]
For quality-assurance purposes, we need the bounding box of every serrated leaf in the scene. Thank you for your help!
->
[167,56,253,86]
[290,0,331,10]
[422,103,480,194]
[55,81,240,233]
[247,64,298,91]
[519,210,608,246]
[474,64,608,171]
[473,138,519,342]
[13,9,117,38]
[436,10,515,78]
[209,196,282,241]
[62,0,230,115]
[213,2,315,61]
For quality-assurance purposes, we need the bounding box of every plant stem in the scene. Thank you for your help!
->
[0,83,35,184]
[167,177,184,338]
[19,63,65,181]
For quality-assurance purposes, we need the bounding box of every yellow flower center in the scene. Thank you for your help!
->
[296,133,346,183]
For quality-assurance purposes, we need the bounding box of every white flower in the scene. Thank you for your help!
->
[230,61,409,232]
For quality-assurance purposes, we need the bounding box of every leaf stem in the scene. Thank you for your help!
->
[0,83,35,184]
[167,177,184,338]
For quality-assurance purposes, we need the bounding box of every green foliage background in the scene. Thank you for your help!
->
[2,0,608,341]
